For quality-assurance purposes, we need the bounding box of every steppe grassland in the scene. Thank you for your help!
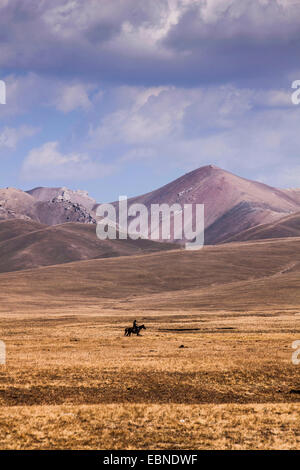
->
[1,240,300,448]
[0,309,299,449]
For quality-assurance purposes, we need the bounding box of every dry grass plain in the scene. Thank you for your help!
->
[0,238,300,449]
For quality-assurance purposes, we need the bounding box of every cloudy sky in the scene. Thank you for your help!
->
[1,0,300,201]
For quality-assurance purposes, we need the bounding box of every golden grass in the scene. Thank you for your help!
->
[1,238,300,449]
[0,403,299,450]
[0,312,300,449]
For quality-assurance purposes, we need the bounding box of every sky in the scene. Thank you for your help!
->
[1,0,300,202]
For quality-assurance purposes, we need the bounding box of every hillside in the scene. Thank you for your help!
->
[0,220,176,273]
[0,187,95,225]
[0,219,46,243]
[0,188,38,221]
[27,186,97,212]
[3,166,300,243]
[222,212,300,243]
[1,237,300,314]
[115,165,300,244]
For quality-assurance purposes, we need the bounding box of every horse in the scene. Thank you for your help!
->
[124,324,146,337]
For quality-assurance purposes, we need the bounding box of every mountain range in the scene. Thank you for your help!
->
[2,165,300,273]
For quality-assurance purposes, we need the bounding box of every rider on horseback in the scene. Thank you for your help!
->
[124,321,145,336]
[132,319,138,333]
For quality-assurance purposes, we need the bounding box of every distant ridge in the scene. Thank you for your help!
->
[0,187,96,225]
[2,165,300,244]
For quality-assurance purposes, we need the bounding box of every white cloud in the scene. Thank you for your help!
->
[83,83,300,187]
[0,73,99,117]
[54,83,94,113]
[88,84,253,152]
[22,141,114,180]
[0,125,38,151]
[89,86,189,147]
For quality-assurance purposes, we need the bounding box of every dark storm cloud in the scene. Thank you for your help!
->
[1,0,300,88]
[162,0,300,87]
[0,0,170,80]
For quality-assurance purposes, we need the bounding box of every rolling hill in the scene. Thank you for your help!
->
[1,236,300,314]
[0,219,46,243]
[0,220,176,273]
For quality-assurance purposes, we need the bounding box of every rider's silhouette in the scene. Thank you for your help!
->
[133,319,138,332]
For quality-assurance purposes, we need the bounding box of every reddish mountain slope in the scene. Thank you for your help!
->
[116,165,300,244]
[2,166,300,244]
[223,211,300,243]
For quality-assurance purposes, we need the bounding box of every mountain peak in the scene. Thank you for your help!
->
[125,165,300,244]
[27,186,97,212]
[181,164,226,181]
[188,164,221,173]
[204,164,220,170]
